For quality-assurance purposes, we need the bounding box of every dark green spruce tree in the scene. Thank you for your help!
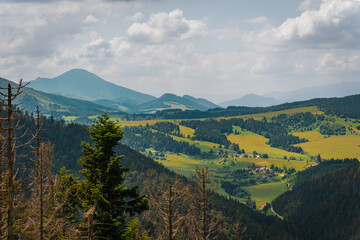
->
[78,113,149,239]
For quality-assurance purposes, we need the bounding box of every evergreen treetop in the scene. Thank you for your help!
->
[78,113,149,239]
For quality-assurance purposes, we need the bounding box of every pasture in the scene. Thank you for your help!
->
[244,182,287,209]
[227,133,307,160]
[296,135,360,159]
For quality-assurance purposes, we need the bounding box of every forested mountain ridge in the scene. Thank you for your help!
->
[28,69,220,114]
[0,77,120,118]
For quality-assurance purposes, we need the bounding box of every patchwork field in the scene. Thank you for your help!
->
[118,106,359,210]
[235,157,308,172]
[225,106,323,120]
[171,135,220,151]
[155,153,216,177]
[293,131,325,142]
[179,125,195,138]
[227,133,306,160]
[296,135,360,159]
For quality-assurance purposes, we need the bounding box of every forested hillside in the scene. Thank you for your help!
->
[272,159,360,240]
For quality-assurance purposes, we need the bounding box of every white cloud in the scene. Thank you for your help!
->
[83,14,99,24]
[248,0,360,50]
[0,0,130,58]
[125,12,144,22]
[297,0,322,11]
[127,9,207,43]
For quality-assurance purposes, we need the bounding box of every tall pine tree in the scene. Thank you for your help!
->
[78,113,148,239]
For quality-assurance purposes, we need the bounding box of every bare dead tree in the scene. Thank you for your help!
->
[230,221,247,240]
[145,175,187,240]
[0,101,5,239]
[187,167,220,240]
[0,81,31,240]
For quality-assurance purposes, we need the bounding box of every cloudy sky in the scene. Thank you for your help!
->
[1,0,360,102]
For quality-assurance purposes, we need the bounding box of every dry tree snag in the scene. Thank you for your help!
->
[145,176,186,240]
[187,167,220,240]
[0,81,30,240]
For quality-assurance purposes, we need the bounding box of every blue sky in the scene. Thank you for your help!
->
[1,0,359,102]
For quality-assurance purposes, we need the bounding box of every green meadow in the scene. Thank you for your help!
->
[244,182,288,209]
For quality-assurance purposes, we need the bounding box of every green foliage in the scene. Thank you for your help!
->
[122,218,150,240]
[319,122,346,135]
[272,159,360,240]
[78,113,149,238]
[122,125,201,155]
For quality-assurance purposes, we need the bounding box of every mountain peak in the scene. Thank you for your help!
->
[29,69,155,103]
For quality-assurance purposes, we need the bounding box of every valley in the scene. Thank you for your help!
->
[118,105,360,209]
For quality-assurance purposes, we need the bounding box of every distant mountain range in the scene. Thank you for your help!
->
[220,82,360,107]
[28,69,220,113]
[220,94,281,107]
[3,69,357,115]
[265,81,360,103]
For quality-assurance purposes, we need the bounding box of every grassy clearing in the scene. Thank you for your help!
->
[156,153,216,177]
[296,135,360,159]
[235,157,308,172]
[227,133,306,159]
[118,119,171,127]
[171,135,220,151]
[244,182,287,209]
[62,116,79,122]
[179,125,195,138]
[293,131,325,142]
[224,106,322,120]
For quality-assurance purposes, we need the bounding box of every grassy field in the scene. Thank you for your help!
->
[119,119,172,127]
[244,182,287,209]
[296,135,360,159]
[224,106,323,121]
[227,133,307,160]
[171,135,220,151]
[155,153,216,177]
[235,157,308,172]
[293,131,325,142]
[62,116,79,122]
[179,125,195,138]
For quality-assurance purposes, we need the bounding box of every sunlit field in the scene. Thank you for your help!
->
[296,135,360,159]
[244,182,288,209]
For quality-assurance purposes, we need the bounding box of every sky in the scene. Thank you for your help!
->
[1,0,360,103]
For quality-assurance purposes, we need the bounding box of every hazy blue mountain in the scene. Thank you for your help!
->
[29,69,156,104]
[0,77,120,117]
[138,93,218,113]
[182,95,220,109]
[93,99,139,113]
[220,94,281,107]
[266,81,360,102]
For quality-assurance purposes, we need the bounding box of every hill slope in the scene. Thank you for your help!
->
[29,69,155,104]
[272,160,360,240]
[138,93,219,113]
[0,77,118,117]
